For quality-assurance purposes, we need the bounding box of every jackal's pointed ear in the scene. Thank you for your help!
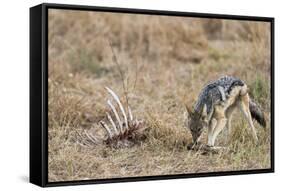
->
[185,104,193,117]
[201,104,207,118]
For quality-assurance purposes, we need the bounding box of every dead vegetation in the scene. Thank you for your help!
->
[48,9,271,182]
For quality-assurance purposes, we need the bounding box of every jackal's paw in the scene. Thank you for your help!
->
[203,145,228,154]
[206,146,226,150]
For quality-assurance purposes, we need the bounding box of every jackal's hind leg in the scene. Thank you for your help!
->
[225,117,232,138]
[239,94,258,143]
[225,105,235,138]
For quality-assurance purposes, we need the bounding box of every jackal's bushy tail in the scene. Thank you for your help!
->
[249,100,266,128]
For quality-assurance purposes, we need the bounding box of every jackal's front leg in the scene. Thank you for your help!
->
[207,118,217,147]
[209,117,227,147]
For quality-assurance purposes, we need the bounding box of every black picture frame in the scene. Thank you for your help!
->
[30,3,275,187]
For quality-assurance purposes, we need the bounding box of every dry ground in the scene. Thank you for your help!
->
[48,9,271,182]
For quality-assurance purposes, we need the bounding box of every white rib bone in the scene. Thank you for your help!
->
[89,131,99,142]
[107,100,123,133]
[76,141,90,148]
[128,106,133,121]
[84,130,98,143]
[106,112,118,135]
[76,131,94,147]
[105,87,129,130]
[100,121,113,138]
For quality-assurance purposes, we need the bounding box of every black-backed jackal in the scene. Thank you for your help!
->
[185,76,266,148]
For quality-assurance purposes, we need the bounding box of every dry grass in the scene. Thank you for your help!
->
[48,9,271,182]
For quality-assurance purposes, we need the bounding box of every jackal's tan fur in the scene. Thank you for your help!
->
[185,77,266,148]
